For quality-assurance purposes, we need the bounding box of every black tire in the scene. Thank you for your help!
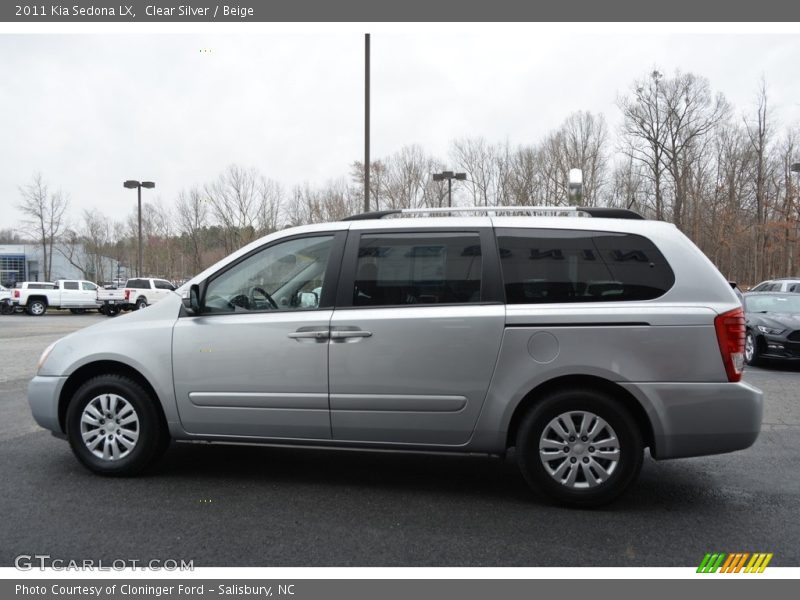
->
[134,297,148,311]
[744,330,763,367]
[65,374,169,476]
[105,305,121,317]
[69,308,87,315]
[26,299,47,316]
[0,300,13,315]
[516,388,644,507]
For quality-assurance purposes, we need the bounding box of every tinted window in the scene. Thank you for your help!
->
[63,281,79,290]
[23,283,56,289]
[154,280,174,290]
[126,279,148,289]
[352,233,482,307]
[497,229,674,304]
[751,282,768,292]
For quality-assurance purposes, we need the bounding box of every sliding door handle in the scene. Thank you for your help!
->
[330,330,372,340]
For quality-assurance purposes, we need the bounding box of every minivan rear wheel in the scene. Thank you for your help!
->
[516,388,643,507]
[66,374,169,476]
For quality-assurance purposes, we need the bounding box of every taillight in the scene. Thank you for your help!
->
[124,289,130,301]
[714,307,745,382]
[13,290,19,298]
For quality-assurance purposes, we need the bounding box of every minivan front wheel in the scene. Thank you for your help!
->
[516,388,643,507]
[66,374,169,475]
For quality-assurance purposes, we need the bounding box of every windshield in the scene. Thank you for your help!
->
[745,294,800,314]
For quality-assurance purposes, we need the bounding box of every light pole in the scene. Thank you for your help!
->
[123,180,155,277]
[432,171,467,207]
[788,163,800,276]
[364,33,370,213]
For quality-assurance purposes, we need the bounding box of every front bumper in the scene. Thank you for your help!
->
[28,376,68,434]
[620,381,763,460]
[758,333,800,360]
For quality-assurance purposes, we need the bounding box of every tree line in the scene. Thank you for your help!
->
[8,68,800,286]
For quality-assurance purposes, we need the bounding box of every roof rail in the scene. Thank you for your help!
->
[342,206,644,221]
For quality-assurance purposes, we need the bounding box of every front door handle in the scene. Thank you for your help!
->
[288,327,330,341]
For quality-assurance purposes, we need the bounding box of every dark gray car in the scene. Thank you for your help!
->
[743,292,800,365]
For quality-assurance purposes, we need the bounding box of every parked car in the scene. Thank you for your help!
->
[0,285,14,315]
[122,278,177,311]
[12,280,100,316]
[749,278,800,293]
[28,207,762,507]
[743,292,800,366]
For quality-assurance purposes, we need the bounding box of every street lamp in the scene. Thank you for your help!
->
[432,171,467,207]
[123,179,155,277]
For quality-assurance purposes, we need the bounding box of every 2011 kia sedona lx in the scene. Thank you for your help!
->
[28,207,762,506]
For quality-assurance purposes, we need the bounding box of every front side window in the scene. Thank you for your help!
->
[352,233,482,307]
[497,229,674,304]
[81,282,97,291]
[154,280,174,290]
[204,235,334,314]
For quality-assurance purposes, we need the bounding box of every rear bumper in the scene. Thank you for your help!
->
[28,376,68,434]
[620,381,763,460]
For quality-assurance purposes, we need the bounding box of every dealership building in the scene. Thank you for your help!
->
[0,244,123,286]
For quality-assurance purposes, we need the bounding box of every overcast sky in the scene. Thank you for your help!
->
[1,32,799,229]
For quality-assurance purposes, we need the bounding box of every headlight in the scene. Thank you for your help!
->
[757,325,785,335]
[36,340,59,374]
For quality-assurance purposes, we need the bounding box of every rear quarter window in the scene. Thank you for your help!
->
[497,228,675,304]
[24,283,56,290]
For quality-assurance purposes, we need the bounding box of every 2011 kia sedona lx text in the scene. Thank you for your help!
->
[28,207,762,506]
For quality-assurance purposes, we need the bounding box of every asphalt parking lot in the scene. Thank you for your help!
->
[0,311,798,567]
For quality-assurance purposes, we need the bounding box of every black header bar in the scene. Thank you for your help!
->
[3,0,800,22]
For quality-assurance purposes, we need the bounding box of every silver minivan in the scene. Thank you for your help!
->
[28,207,762,506]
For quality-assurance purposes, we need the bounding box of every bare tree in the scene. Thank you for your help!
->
[205,165,281,253]
[744,79,773,282]
[538,112,609,205]
[660,71,729,229]
[175,187,209,275]
[451,137,498,206]
[774,131,798,276]
[17,173,69,281]
[57,210,112,281]
[618,70,670,220]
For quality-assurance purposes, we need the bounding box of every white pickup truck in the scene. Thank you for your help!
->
[12,280,100,316]
[95,277,176,316]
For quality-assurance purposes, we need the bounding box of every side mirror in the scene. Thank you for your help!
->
[182,284,202,314]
